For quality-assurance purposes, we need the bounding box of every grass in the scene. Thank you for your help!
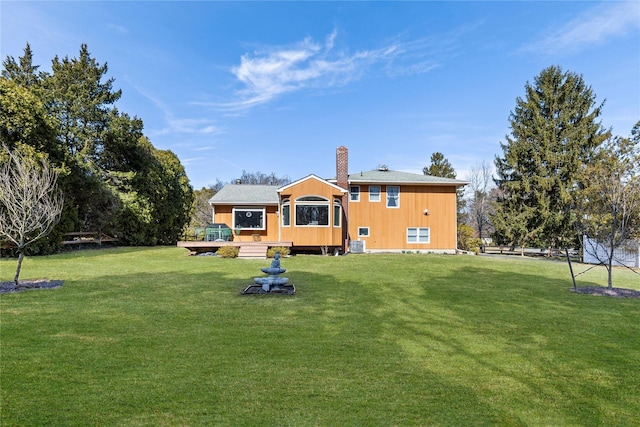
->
[1,247,639,426]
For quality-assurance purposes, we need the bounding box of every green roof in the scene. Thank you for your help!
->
[208,185,280,205]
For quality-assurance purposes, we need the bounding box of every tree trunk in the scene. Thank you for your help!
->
[608,213,617,289]
[14,251,24,286]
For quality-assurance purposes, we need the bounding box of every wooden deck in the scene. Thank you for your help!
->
[177,240,293,258]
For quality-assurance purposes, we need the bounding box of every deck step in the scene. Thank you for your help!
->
[238,244,268,259]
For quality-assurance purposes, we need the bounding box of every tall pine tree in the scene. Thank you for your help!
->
[2,43,194,249]
[492,66,608,250]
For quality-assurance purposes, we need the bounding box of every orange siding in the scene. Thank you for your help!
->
[213,205,280,242]
[348,185,458,251]
[211,178,460,251]
[279,176,344,247]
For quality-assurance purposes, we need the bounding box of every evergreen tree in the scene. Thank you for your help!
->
[424,152,466,224]
[2,44,194,250]
[47,44,121,161]
[492,66,608,250]
[1,43,45,88]
[423,152,455,178]
[150,148,194,244]
[0,79,58,158]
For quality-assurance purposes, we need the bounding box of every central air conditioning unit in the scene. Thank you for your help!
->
[350,240,365,254]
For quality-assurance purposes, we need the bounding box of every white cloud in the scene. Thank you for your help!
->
[179,157,205,166]
[521,0,640,55]
[220,30,446,112]
[130,83,223,136]
[107,23,128,34]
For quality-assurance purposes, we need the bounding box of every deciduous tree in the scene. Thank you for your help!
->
[2,44,194,249]
[236,170,290,186]
[466,161,494,241]
[0,146,63,285]
[580,122,640,288]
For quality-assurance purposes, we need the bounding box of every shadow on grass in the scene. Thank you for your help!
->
[361,264,640,425]
[3,254,639,425]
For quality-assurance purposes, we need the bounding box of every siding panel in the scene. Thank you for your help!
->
[349,185,457,251]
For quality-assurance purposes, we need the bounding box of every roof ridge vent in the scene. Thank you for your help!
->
[378,165,388,171]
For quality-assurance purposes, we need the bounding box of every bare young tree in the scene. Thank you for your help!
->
[465,161,494,242]
[0,146,64,285]
[580,126,640,288]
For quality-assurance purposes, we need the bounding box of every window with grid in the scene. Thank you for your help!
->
[369,185,381,202]
[407,227,430,243]
[350,186,360,202]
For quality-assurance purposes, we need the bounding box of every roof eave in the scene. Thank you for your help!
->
[209,201,279,205]
[347,179,468,186]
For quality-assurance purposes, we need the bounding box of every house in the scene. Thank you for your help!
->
[207,146,467,254]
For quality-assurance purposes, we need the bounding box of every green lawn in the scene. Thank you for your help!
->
[1,247,639,426]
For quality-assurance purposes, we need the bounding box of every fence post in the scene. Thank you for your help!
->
[565,248,577,290]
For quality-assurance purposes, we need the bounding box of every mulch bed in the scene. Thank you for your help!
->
[2,280,636,298]
[0,280,64,294]
[571,286,640,298]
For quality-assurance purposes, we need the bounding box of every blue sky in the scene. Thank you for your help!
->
[2,1,639,189]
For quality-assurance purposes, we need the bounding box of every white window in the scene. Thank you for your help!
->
[295,196,329,226]
[358,227,370,237]
[386,186,399,208]
[233,208,266,230]
[369,185,381,202]
[333,199,342,227]
[350,186,360,202]
[407,227,430,243]
[282,199,290,227]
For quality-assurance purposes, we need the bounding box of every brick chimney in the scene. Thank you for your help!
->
[336,146,350,252]
[336,146,349,191]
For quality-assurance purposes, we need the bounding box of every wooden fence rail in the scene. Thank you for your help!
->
[62,232,118,246]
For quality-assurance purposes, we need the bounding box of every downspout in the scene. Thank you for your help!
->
[278,198,282,243]
[454,187,459,252]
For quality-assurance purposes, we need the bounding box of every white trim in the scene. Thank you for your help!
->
[333,199,342,228]
[386,186,400,208]
[294,201,330,227]
[277,174,347,193]
[369,185,381,202]
[407,227,430,244]
[350,185,360,202]
[281,201,291,227]
[232,207,266,230]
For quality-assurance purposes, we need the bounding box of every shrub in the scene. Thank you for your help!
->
[216,246,239,258]
[267,246,290,258]
[457,224,482,251]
